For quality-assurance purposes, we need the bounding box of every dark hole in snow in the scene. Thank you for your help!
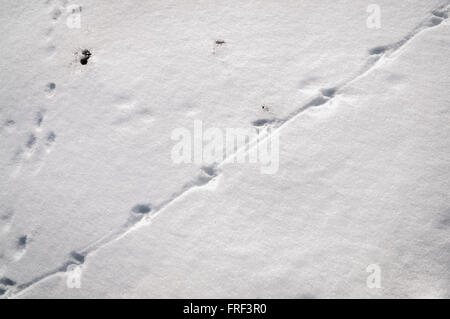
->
[80,49,92,65]
[132,204,151,214]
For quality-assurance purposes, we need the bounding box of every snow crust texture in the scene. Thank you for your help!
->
[0,0,449,298]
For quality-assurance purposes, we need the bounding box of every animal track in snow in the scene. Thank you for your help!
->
[252,118,278,127]
[11,110,56,176]
[0,277,16,286]
[0,209,28,268]
[368,7,449,56]
[4,119,15,128]
[70,251,85,264]
[9,161,223,296]
[0,276,17,297]
[45,83,56,98]
[11,235,28,262]
[369,45,389,55]
[432,8,449,19]
[191,165,220,188]
[112,98,154,127]
[25,134,37,150]
[249,5,450,131]
[35,111,45,128]
[0,119,15,135]
[50,7,62,21]
[127,204,153,225]
[251,88,337,127]
[254,104,279,126]
[46,131,56,146]
[17,235,27,249]
[43,0,68,56]
[10,2,450,297]
[320,87,337,98]
[47,0,67,21]
[132,204,152,215]
[428,8,448,26]
[0,209,14,235]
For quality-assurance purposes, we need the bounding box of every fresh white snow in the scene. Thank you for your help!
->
[0,0,449,298]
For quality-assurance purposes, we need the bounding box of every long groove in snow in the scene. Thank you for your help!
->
[8,1,450,298]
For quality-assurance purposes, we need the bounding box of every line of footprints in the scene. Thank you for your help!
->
[0,209,28,296]
[11,109,57,177]
[10,1,63,177]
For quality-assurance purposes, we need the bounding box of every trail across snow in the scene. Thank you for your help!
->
[1,0,449,298]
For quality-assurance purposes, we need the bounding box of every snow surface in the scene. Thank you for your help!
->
[0,0,449,298]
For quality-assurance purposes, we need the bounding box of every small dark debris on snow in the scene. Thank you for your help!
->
[80,49,92,65]
[215,40,226,45]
